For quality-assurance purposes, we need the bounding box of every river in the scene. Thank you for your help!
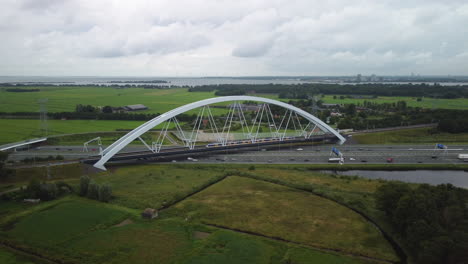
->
[321,170,468,188]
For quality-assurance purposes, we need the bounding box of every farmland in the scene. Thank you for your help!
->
[167,176,398,261]
[321,95,468,110]
[0,163,404,263]
[353,127,468,144]
[0,119,178,145]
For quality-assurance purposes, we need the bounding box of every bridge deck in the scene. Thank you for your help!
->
[0,137,47,151]
[83,135,337,164]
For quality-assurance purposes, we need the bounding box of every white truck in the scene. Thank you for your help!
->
[458,154,468,162]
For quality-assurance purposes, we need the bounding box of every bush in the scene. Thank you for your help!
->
[87,181,99,200]
[26,177,41,198]
[38,183,58,201]
[79,175,90,196]
[98,184,112,202]
[248,165,255,171]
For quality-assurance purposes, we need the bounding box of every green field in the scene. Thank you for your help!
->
[0,197,372,264]
[0,119,182,145]
[1,164,412,263]
[91,164,226,209]
[322,95,468,110]
[168,176,397,261]
[353,127,468,144]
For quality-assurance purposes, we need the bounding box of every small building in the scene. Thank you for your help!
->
[124,104,148,111]
[141,208,158,219]
[330,112,343,117]
[322,103,342,108]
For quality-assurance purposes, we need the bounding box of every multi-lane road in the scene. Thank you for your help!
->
[169,144,468,164]
[6,143,468,165]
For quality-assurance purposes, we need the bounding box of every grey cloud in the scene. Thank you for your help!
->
[1,0,468,76]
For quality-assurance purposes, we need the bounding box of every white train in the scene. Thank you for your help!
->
[206,136,295,148]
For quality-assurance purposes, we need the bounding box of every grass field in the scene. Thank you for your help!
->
[1,163,410,263]
[168,176,398,261]
[0,246,46,264]
[0,196,371,264]
[353,127,468,144]
[0,119,184,145]
[322,95,468,110]
[0,87,238,114]
[91,164,227,209]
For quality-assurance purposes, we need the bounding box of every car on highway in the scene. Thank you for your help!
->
[296,148,303,151]
[386,158,394,163]
[349,157,356,161]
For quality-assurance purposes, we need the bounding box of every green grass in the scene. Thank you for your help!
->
[0,119,186,145]
[1,197,368,264]
[0,246,47,264]
[4,199,130,246]
[322,95,468,110]
[0,87,236,114]
[168,176,398,262]
[353,127,468,144]
[91,164,227,209]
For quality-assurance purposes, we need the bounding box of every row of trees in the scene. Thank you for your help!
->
[79,176,112,202]
[375,182,468,263]
[24,178,73,201]
[189,83,468,99]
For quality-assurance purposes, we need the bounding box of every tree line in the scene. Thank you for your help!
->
[375,182,468,263]
[189,83,468,99]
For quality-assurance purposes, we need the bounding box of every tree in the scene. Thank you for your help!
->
[26,178,41,198]
[375,182,411,217]
[98,184,112,202]
[80,175,90,196]
[0,152,10,179]
[102,106,113,113]
[87,181,99,200]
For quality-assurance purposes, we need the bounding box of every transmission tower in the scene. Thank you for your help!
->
[38,98,48,136]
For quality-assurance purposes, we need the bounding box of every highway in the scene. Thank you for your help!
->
[162,144,468,164]
[5,143,468,165]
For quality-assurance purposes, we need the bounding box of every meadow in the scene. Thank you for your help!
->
[91,164,227,209]
[167,176,397,262]
[0,163,404,263]
[353,127,468,144]
[321,95,468,110]
[0,119,180,145]
[0,197,372,264]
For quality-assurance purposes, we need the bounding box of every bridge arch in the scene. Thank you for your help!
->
[94,96,345,170]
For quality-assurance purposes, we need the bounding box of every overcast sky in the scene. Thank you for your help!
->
[1,0,467,76]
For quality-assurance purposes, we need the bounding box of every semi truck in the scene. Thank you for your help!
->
[458,154,468,162]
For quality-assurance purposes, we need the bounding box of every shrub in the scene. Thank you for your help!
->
[98,184,112,202]
[79,175,90,196]
[87,181,99,200]
[26,177,41,198]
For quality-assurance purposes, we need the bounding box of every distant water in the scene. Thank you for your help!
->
[0,76,466,87]
[0,76,308,86]
[321,170,468,188]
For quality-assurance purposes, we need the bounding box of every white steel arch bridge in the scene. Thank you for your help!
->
[94,96,345,170]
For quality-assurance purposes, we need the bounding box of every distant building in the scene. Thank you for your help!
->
[124,104,148,111]
[330,112,343,117]
[322,103,342,108]
[141,208,158,219]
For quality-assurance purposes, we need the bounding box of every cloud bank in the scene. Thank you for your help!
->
[0,0,467,76]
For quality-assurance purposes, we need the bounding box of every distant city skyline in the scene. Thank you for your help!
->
[1,0,467,76]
